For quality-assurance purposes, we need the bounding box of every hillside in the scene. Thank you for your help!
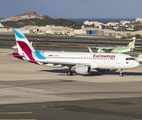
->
[0,12,83,29]
[1,18,83,29]
[0,11,51,22]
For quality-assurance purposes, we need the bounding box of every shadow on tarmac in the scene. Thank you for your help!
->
[41,69,142,76]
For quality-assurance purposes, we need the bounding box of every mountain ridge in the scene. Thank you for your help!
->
[0,11,51,22]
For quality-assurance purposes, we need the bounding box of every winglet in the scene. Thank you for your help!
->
[88,47,93,53]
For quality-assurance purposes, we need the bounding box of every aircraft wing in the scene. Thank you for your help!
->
[36,60,91,67]
[95,47,114,50]
[40,61,76,66]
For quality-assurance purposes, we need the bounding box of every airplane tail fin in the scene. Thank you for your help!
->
[14,29,35,52]
[127,37,136,49]
[13,29,37,62]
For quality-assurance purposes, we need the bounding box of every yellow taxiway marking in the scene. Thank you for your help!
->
[0,112,32,114]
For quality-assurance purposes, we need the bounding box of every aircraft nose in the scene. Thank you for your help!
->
[134,61,140,68]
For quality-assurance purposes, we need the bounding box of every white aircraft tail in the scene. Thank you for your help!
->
[127,37,136,49]
[12,29,40,64]
[14,29,35,53]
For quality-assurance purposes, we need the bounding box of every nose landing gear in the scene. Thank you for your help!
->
[119,69,123,77]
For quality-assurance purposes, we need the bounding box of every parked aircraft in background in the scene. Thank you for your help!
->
[90,37,136,54]
[12,29,139,77]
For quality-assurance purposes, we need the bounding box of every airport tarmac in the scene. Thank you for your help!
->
[0,48,142,103]
[0,48,142,119]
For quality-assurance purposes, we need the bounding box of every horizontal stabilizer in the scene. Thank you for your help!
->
[12,53,24,57]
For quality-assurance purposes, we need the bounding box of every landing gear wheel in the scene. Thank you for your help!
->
[119,69,123,77]
[67,66,73,76]
[120,73,123,77]
[67,71,73,76]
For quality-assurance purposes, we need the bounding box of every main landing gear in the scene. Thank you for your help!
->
[67,71,73,76]
[67,66,73,76]
[119,69,123,77]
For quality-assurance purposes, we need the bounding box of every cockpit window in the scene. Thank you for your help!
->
[126,58,135,60]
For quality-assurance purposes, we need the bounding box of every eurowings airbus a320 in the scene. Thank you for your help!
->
[12,29,140,77]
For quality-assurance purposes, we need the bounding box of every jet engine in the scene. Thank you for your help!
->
[96,69,110,72]
[75,65,91,75]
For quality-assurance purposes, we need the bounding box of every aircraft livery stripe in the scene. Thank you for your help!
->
[17,41,36,61]
[14,29,26,39]
[35,50,46,60]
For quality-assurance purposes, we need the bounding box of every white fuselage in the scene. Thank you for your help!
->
[32,51,139,69]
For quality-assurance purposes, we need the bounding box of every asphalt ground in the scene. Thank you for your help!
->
[0,33,142,47]
[0,37,142,47]
[0,98,142,120]
[0,48,142,120]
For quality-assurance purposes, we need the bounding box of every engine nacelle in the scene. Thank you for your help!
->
[75,65,91,75]
[96,69,110,72]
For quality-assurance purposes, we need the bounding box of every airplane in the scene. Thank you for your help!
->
[12,29,140,77]
[91,37,136,54]
[136,53,142,63]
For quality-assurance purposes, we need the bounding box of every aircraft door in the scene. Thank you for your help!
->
[116,54,121,64]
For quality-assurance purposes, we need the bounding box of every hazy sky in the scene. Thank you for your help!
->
[0,0,142,19]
